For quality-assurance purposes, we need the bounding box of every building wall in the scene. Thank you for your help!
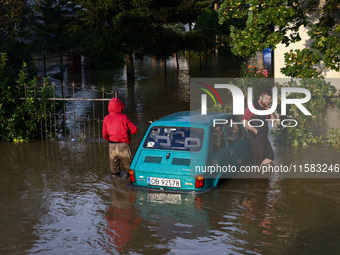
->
[274,13,340,90]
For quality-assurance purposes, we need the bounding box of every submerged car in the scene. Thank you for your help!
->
[128,111,251,193]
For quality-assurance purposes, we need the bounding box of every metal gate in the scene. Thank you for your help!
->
[21,81,117,141]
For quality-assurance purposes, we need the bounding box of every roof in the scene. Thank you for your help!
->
[151,111,232,128]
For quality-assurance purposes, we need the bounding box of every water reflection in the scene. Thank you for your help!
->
[1,139,340,254]
[1,55,340,254]
[103,182,141,253]
[102,178,288,254]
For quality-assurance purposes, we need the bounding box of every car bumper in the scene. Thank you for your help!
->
[126,183,216,194]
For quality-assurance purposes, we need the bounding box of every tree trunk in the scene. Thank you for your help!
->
[188,50,191,75]
[164,57,167,77]
[199,51,202,69]
[126,52,135,84]
[188,22,192,75]
[256,51,264,70]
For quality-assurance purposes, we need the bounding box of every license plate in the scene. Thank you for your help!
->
[148,193,182,204]
[147,177,181,188]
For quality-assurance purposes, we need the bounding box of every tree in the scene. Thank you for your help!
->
[218,0,340,78]
[193,7,246,54]
[74,0,212,83]
[281,0,340,77]
[0,0,32,41]
[0,0,35,72]
[112,8,157,82]
[193,9,220,53]
[149,24,184,61]
[34,0,81,52]
[218,0,340,147]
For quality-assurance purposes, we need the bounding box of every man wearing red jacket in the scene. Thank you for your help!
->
[103,98,138,177]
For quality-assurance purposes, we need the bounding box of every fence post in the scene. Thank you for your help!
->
[98,117,100,140]
[92,86,95,140]
[88,115,91,141]
[102,87,105,121]
[62,82,66,138]
[49,113,52,139]
[59,113,62,137]
[43,54,47,78]
[40,119,43,140]
[53,82,56,137]
[72,82,75,139]
[82,84,85,137]
[44,82,47,139]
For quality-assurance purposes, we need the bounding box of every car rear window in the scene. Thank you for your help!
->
[143,127,204,151]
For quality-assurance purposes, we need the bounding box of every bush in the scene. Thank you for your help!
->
[0,53,54,141]
[326,129,340,149]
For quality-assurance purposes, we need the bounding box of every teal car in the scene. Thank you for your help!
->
[128,111,251,193]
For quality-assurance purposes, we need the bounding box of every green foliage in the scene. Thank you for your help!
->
[148,24,184,60]
[218,0,339,78]
[34,0,81,52]
[0,0,34,41]
[272,78,337,147]
[326,129,340,149]
[230,75,338,147]
[281,49,321,78]
[78,132,86,142]
[207,104,232,113]
[219,0,339,147]
[235,64,273,99]
[218,0,305,57]
[332,98,340,109]
[0,53,54,142]
[282,25,340,77]
[74,0,212,67]
[193,8,243,55]
[194,9,219,41]
[3,0,215,71]
[183,30,213,53]
[193,9,220,53]
[0,0,35,73]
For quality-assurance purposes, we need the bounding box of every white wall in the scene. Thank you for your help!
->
[274,13,340,90]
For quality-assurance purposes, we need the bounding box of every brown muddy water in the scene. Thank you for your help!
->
[1,55,340,254]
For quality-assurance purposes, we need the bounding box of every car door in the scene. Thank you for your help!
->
[207,124,231,183]
[222,116,250,169]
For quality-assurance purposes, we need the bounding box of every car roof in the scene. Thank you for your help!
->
[150,111,232,128]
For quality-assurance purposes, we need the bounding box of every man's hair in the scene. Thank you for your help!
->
[260,90,272,97]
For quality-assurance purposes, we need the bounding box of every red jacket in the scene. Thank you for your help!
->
[103,98,138,144]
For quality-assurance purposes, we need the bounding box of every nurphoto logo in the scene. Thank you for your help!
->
[195,81,312,129]
[200,84,311,116]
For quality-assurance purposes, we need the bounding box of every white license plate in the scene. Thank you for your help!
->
[147,177,181,188]
[148,193,182,204]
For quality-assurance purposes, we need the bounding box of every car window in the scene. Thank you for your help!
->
[143,127,204,151]
[212,125,226,153]
[223,117,245,145]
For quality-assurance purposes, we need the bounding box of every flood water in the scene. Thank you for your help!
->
[1,54,340,254]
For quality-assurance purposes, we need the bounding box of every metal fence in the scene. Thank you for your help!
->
[35,54,67,78]
[20,81,117,141]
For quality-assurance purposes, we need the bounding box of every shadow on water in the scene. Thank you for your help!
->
[1,54,340,254]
